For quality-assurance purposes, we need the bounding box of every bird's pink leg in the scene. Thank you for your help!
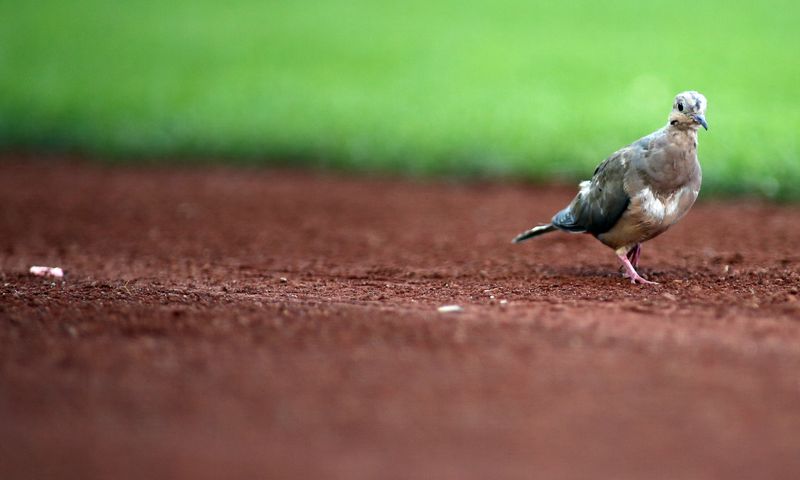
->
[620,243,642,276]
[617,250,657,285]
[627,243,642,268]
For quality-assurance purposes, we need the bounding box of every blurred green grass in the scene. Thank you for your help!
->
[1,0,798,197]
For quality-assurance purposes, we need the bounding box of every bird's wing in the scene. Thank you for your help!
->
[552,149,632,235]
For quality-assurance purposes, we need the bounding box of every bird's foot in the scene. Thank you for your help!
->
[616,251,658,285]
[623,271,658,285]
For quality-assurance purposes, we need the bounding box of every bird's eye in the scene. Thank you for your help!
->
[677,102,684,112]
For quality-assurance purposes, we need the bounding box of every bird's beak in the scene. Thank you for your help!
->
[694,114,708,130]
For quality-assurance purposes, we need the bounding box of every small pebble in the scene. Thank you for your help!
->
[29,266,64,278]
[437,305,463,313]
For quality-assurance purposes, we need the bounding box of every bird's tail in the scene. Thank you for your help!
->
[511,224,557,244]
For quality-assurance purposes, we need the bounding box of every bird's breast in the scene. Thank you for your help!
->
[637,184,699,231]
[639,186,686,223]
[597,185,698,249]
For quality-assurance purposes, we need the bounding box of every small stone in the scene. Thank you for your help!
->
[279,277,288,283]
[29,266,64,278]
[437,305,463,313]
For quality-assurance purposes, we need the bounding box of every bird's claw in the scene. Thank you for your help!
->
[623,272,658,285]
[630,276,658,285]
[617,252,658,285]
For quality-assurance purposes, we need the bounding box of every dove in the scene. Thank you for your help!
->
[512,91,708,284]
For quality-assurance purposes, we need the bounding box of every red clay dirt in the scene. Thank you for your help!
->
[2,157,800,479]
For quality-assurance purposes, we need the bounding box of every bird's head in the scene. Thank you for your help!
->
[668,91,708,131]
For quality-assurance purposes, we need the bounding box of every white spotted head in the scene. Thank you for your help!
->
[668,91,708,131]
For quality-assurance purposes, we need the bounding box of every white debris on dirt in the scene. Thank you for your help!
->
[29,266,64,278]
[437,305,463,313]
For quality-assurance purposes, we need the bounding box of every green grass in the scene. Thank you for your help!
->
[1,0,799,197]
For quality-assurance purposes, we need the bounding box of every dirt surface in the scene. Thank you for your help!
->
[2,157,800,479]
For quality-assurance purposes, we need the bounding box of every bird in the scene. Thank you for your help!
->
[512,91,708,285]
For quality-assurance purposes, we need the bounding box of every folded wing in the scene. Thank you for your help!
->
[552,151,631,236]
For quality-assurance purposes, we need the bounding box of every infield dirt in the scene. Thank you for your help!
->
[2,158,800,479]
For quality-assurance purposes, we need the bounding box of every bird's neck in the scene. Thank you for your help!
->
[640,125,700,193]
[666,122,700,137]
[665,124,699,149]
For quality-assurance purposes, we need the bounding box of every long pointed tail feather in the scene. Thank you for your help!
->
[512,224,557,243]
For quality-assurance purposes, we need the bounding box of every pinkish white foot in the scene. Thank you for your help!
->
[616,252,658,285]
[625,271,658,285]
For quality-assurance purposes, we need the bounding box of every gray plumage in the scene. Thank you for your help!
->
[513,91,708,284]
